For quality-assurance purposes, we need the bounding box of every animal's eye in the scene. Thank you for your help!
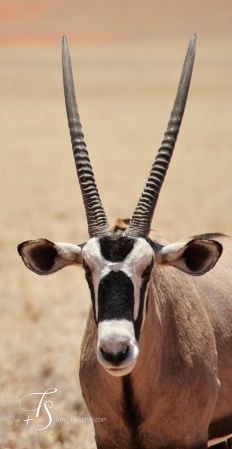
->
[83,260,92,277]
[141,263,153,279]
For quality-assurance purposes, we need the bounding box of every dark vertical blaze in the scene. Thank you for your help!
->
[134,281,150,340]
[98,271,134,322]
[122,375,144,448]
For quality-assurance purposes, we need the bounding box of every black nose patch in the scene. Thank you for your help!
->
[98,270,134,322]
[100,346,129,365]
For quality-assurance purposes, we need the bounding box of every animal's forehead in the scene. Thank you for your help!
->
[82,235,154,268]
[99,234,135,262]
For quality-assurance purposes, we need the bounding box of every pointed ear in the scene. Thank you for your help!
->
[18,239,84,275]
[155,238,222,276]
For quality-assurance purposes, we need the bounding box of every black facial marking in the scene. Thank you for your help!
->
[98,271,134,322]
[134,261,153,340]
[101,346,129,366]
[141,260,154,280]
[83,260,97,322]
[100,235,135,262]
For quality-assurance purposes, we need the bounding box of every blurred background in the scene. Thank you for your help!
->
[1,1,232,447]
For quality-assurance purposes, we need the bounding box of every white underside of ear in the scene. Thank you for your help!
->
[18,239,83,275]
[55,242,83,265]
[155,242,186,266]
[154,238,222,276]
[158,242,186,262]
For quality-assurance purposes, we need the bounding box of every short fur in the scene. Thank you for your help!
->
[79,222,232,449]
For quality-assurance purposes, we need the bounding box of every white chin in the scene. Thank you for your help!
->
[103,359,137,377]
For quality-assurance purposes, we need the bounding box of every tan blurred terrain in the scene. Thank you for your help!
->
[0,1,232,448]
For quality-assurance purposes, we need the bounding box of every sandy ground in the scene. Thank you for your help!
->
[0,1,232,448]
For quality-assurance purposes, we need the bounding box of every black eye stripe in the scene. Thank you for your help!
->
[134,278,150,340]
[83,260,92,276]
[141,260,154,278]
[84,276,97,322]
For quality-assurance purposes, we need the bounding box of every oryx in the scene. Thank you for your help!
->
[18,35,232,449]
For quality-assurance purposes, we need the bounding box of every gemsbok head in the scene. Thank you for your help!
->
[18,36,232,448]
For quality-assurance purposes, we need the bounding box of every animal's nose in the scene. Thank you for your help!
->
[100,346,129,366]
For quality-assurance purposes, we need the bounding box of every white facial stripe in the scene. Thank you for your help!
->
[133,278,142,321]
[82,237,104,320]
[141,282,150,330]
[82,237,153,321]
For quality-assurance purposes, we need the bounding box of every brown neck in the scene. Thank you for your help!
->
[80,266,217,448]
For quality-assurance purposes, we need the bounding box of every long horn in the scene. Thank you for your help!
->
[62,36,110,237]
[125,34,196,238]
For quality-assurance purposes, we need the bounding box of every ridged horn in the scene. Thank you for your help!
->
[125,34,196,238]
[62,36,110,237]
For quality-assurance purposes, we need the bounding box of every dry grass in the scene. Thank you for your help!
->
[0,1,232,448]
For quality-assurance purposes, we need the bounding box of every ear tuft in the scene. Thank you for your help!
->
[111,218,130,232]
